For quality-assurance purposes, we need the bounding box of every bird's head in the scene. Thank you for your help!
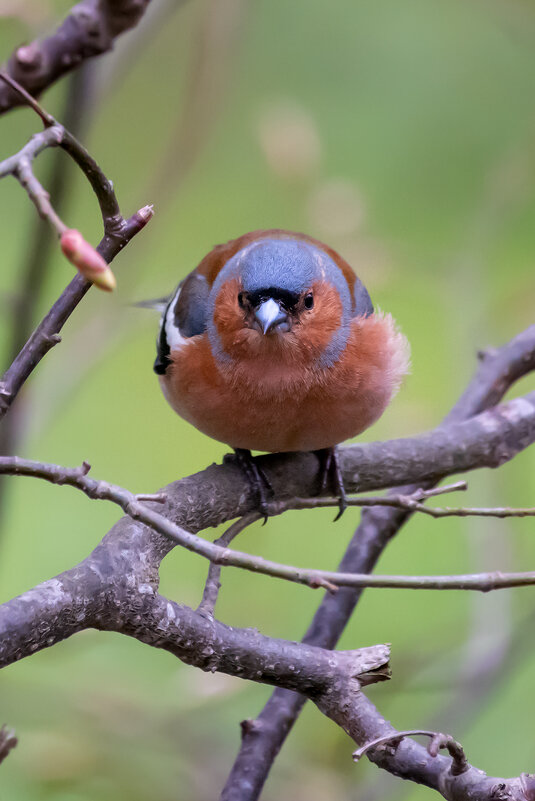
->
[208,237,356,368]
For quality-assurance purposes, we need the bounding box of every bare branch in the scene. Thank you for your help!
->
[0,538,391,689]
[284,484,535,520]
[0,0,153,115]
[125,596,391,694]
[0,71,130,236]
[353,729,469,776]
[316,686,528,801]
[0,203,151,419]
[197,567,535,593]
[0,125,63,179]
[2,446,535,594]
[0,72,153,417]
[0,65,96,534]
[0,124,68,234]
[198,513,259,617]
[0,71,55,125]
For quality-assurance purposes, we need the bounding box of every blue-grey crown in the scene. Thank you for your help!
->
[215,239,351,306]
[240,239,323,293]
[208,237,354,367]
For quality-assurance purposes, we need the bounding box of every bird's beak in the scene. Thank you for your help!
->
[254,298,288,335]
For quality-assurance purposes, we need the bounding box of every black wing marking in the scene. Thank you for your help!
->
[154,294,173,375]
[153,272,210,375]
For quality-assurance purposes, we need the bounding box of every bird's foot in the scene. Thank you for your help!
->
[231,448,274,521]
[315,447,347,521]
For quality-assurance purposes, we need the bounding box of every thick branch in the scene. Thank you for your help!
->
[0,532,390,693]
[119,593,390,694]
[0,565,101,665]
[0,0,153,114]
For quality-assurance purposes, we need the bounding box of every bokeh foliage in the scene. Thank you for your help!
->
[0,0,535,798]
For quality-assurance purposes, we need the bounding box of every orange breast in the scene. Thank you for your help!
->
[161,313,409,453]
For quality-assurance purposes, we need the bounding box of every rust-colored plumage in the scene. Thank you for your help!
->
[157,229,409,455]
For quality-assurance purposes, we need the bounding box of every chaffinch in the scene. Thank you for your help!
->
[154,229,409,516]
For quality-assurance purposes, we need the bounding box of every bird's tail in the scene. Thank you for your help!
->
[131,297,169,313]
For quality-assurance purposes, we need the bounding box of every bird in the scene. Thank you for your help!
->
[153,229,409,518]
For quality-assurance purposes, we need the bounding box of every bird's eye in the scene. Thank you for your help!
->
[304,293,314,310]
[238,292,246,309]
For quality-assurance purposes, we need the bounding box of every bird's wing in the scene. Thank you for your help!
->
[352,274,374,317]
[154,272,210,375]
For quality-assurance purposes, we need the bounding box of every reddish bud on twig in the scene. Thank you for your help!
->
[60,229,116,291]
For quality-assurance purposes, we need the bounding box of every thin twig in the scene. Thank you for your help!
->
[0,65,96,536]
[1,456,535,593]
[198,513,259,616]
[0,203,152,420]
[0,72,54,125]
[287,492,535,520]
[353,729,469,776]
[0,71,122,234]
[0,125,65,231]
[0,74,153,419]
[290,483,535,523]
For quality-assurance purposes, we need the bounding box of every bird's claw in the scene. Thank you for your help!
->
[232,448,274,522]
[315,447,348,520]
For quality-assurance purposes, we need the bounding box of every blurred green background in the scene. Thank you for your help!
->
[1,0,535,798]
